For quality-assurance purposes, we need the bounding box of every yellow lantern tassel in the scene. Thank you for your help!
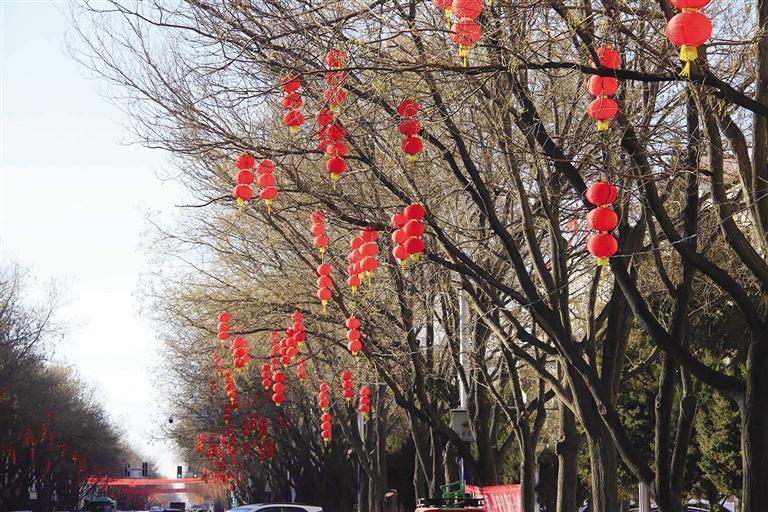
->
[330,173,340,190]
[444,9,452,28]
[410,253,421,262]
[319,247,326,255]
[679,45,698,78]
[459,46,470,67]
[330,103,341,113]
[289,126,299,136]
[265,199,272,214]
[351,286,357,294]
[322,300,328,312]
[595,257,608,266]
[407,153,418,162]
[596,120,610,131]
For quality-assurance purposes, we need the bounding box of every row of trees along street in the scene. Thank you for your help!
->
[71,0,767,511]
[0,262,155,512]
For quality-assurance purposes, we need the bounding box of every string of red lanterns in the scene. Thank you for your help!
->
[230,335,251,370]
[347,228,380,292]
[324,49,349,113]
[316,262,333,310]
[272,370,286,406]
[320,412,332,444]
[341,370,354,401]
[665,0,712,77]
[217,311,231,341]
[233,154,255,204]
[358,386,371,416]
[450,0,484,66]
[345,316,363,356]
[397,99,424,161]
[586,48,620,132]
[585,180,620,265]
[281,74,305,135]
[391,203,427,265]
[255,159,278,212]
[310,210,329,255]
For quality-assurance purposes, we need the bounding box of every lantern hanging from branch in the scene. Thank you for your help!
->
[280,74,305,135]
[310,210,329,255]
[317,263,333,310]
[584,180,620,265]
[346,316,363,356]
[359,386,371,416]
[665,4,712,77]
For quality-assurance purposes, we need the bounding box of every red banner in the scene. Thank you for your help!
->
[465,484,522,512]
[86,477,205,487]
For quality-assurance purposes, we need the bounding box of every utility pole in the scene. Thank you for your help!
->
[638,482,651,512]
[458,288,469,484]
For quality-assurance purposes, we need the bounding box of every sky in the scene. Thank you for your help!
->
[1,1,185,478]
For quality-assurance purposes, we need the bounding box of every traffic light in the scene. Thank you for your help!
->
[176,465,183,479]
[141,462,148,477]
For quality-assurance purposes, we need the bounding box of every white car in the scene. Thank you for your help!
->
[229,505,322,512]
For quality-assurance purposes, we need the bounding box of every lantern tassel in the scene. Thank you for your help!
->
[680,62,691,78]
[595,257,608,266]
[330,173,340,190]
[679,45,698,78]
[444,9,452,29]
[265,199,273,214]
[596,120,610,131]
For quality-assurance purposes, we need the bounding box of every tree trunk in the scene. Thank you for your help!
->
[585,426,620,512]
[741,336,768,512]
[556,401,579,512]
[519,429,538,512]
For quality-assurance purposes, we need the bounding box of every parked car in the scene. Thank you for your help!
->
[228,504,322,512]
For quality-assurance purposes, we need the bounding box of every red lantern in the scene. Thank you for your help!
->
[397,99,420,118]
[670,0,711,8]
[399,119,422,136]
[587,233,618,265]
[327,123,346,140]
[346,316,361,329]
[404,203,426,220]
[323,88,347,110]
[593,47,621,69]
[235,153,255,170]
[326,157,347,181]
[317,109,335,126]
[401,136,424,160]
[587,76,618,97]
[281,93,303,109]
[347,274,361,290]
[236,169,254,185]
[585,181,618,206]
[403,220,425,237]
[586,97,619,131]
[665,11,712,77]
[452,0,484,19]
[404,237,426,256]
[586,207,619,232]
[450,19,482,64]
[326,141,348,158]
[325,49,348,69]
[281,75,301,93]
[233,184,253,203]
[283,110,305,134]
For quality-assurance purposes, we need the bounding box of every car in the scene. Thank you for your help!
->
[228,505,322,512]
[190,506,209,512]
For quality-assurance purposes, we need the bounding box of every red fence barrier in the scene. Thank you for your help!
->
[465,484,522,512]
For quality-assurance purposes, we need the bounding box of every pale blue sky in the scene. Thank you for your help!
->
[1,1,185,477]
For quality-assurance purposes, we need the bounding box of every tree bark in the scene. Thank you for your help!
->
[740,332,768,512]
[556,400,579,512]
